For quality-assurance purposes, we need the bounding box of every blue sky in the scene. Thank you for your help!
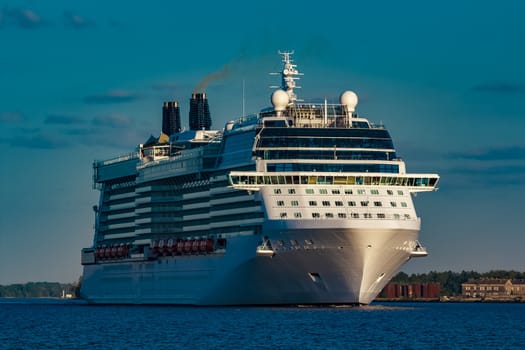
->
[1,0,524,284]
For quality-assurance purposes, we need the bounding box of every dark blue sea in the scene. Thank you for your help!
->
[1,299,525,349]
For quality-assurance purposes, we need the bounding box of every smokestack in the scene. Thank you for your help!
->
[162,101,181,135]
[189,93,211,130]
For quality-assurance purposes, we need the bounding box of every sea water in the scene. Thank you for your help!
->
[1,299,524,349]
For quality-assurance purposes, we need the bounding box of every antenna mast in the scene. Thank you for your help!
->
[272,50,303,105]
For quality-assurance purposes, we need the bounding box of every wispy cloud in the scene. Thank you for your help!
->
[448,146,525,161]
[471,81,525,94]
[444,164,525,188]
[0,111,24,124]
[11,132,67,149]
[84,90,141,104]
[91,114,133,128]
[151,82,179,91]
[44,114,86,125]
[63,11,93,29]
[6,8,47,29]
[4,112,141,150]
[438,145,525,189]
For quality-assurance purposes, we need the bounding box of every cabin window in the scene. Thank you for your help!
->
[397,190,404,195]
[401,202,408,208]
[348,201,356,206]
[305,189,314,194]
[351,213,359,218]
[371,189,379,195]
[274,189,282,194]
[277,201,285,206]
[322,201,330,207]
[294,212,302,218]
[312,213,320,218]
[390,202,397,207]
[344,189,353,195]
[374,201,382,207]
[387,190,394,195]
[309,201,317,206]
[288,189,296,194]
[335,201,344,207]
[280,213,287,218]
[361,201,369,207]
[319,189,328,194]
[291,200,299,206]
[325,213,334,218]
[338,213,347,218]
[332,189,340,194]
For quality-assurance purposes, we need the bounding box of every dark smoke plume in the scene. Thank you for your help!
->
[193,64,232,93]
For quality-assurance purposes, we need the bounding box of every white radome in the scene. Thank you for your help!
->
[340,90,359,112]
[271,89,290,111]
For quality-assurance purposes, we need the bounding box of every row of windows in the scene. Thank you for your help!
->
[276,200,408,208]
[258,136,394,149]
[267,163,399,173]
[256,149,395,161]
[279,212,411,220]
[274,188,404,196]
[230,173,437,187]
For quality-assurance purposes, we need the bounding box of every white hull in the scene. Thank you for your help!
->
[81,224,419,305]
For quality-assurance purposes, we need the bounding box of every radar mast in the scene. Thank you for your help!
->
[277,50,302,105]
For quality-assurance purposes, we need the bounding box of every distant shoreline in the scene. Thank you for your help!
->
[375,297,525,303]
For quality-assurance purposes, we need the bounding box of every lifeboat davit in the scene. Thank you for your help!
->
[176,240,185,255]
[166,239,174,255]
[151,240,159,255]
[117,245,123,257]
[158,239,165,255]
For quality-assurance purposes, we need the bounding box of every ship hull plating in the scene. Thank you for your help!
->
[81,225,418,305]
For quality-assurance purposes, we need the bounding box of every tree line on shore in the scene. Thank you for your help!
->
[2,271,525,298]
[0,279,81,298]
[392,270,525,296]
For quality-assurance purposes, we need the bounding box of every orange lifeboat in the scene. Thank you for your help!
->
[199,239,207,253]
[192,239,200,254]
[117,245,123,257]
[121,244,129,258]
[104,247,111,258]
[184,240,193,254]
[205,239,214,253]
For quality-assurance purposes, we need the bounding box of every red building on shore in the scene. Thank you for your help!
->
[378,282,441,299]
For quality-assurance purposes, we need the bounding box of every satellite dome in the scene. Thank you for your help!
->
[271,89,289,111]
[340,90,359,112]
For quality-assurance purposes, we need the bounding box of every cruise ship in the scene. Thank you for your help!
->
[80,51,439,305]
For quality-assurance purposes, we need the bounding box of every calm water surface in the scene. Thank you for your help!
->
[1,299,524,349]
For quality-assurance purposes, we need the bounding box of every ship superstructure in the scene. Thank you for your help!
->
[80,51,439,305]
